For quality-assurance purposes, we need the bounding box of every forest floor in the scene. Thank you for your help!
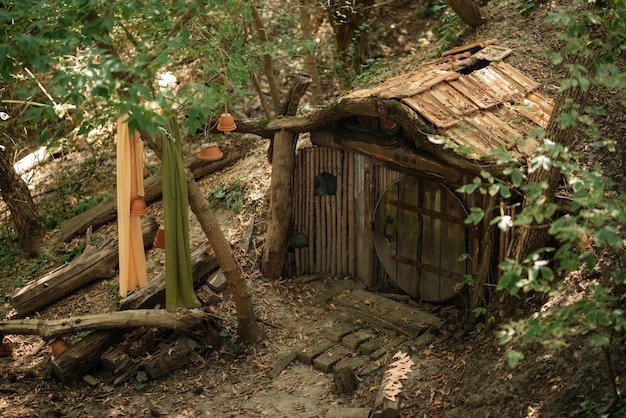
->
[1,1,626,417]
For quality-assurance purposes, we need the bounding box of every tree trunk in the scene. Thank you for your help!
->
[262,74,312,279]
[446,0,486,27]
[0,309,205,339]
[0,147,45,257]
[140,129,264,344]
[251,4,281,116]
[326,0,375,75]
[498,53,592,319]
[299,0,324,104]
[509,53,592,263]
[186,173,265,343]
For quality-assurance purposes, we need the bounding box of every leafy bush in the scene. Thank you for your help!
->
[458,0,625,408]
[206,180,249,214]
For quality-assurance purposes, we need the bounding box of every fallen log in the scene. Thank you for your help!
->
[51,330,120,384]
[143,339,195,381]
[0,308,206,339]
[119,243,219,310]
[10,217,158,316]
[57,148,246,243]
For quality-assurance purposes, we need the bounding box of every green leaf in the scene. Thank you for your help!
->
[557,110,579,129]
[465,207,484,225]
[594,226,622,247]
[457,177,481,194]
[510,167,524,187]
[589,335,610,347]
[488,183,500,196]
[504,350,524,368]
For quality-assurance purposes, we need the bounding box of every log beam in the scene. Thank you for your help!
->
[0,309,206,339]
[312,128,463,184]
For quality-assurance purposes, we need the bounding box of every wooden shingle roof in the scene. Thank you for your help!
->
[344,40,553,159]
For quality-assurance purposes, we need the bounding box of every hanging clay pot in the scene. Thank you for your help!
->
[217,113,237,133]
[380,117,400,136]
[153,225,165,249]
[130,196,148,216]
[197,144,224,162]
[50,338,69,357]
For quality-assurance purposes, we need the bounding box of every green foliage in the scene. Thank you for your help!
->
[568,398,626,418]
[206,179,249,214]
[43,192,110,230]
[432,13,463,55]
[518,0,549,16]
[457,0,626,400]
[419,0,447,19]
[0,0,266,137]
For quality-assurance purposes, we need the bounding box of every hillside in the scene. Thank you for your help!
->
[1,1,625,417]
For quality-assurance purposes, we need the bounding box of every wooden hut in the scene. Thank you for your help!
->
[271,40,553,303]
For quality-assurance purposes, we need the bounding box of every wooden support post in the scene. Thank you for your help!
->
[262,73,312,279]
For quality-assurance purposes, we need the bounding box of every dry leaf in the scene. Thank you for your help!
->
[381,351,414,401]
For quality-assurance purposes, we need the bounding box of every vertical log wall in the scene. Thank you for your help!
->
[292,147,407,285]
[292,146,501,301]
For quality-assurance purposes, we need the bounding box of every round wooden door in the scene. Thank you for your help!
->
[373,177,468,302]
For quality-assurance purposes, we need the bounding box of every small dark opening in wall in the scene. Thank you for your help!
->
[457,59,490,75]
[314,172,337,196]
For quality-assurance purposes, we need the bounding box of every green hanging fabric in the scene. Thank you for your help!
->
[161,116,201,312]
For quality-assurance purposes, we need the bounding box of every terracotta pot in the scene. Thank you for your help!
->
[197,144,224,162]
[153,225,165,249]
[130,196,148,216]
[217,113,237,132]
[381,117,400,135]
[0,337,13,357]
[50,338,68,357]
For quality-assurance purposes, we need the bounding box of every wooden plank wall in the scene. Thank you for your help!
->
[372,163,406,289]
[293,147,356,278]
[293,147,407,287]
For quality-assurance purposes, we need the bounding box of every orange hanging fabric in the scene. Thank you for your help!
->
[116,116,148,297]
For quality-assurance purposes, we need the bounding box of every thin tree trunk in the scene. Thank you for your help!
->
[186,171,265,343]
[299,0,323,104]
[509,53,592,263]
[250,72,273,120]
[0,147,45,257]
[251,4,281,116]
[499,53,592,320]
[446,0,486,27]
[141,129,264,344]
[326,0,375,75]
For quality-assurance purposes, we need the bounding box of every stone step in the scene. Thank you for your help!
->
[313,345,353,373]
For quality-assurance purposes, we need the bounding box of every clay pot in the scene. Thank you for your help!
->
[50,338,68,357]
[381,117,400,135]
[153,225,165,249]
[0,337,13,357]
[130,196,148,216]
[217,113,237,132]
[197,144,224,162]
